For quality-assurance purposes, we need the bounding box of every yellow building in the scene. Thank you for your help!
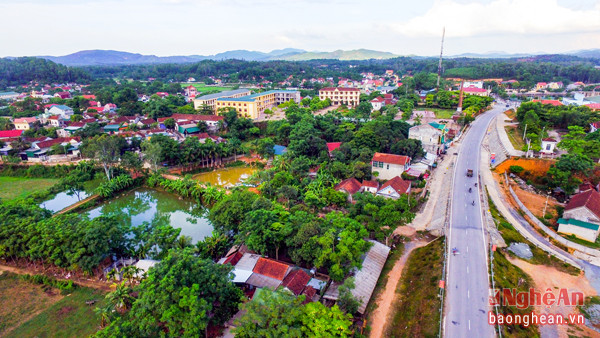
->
[13,117,37,130]
[215,90,300,119]
[319,87,360,107]
[193,89,251,112]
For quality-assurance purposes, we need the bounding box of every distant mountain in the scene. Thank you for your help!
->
[278,49,398,61]
[566,49,600,59]
[36,48,398,66]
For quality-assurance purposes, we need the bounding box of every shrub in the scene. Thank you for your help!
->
[20,274,75,294]
[509,165,524,174]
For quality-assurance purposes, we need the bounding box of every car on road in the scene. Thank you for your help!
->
[466,169,473,177]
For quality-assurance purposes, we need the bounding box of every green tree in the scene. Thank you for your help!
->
[81,134,126,180]
[141,140,163,172]
[558,125,587,154]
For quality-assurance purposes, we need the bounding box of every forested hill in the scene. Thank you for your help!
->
[0,57,91,87]
[83,55,600,85]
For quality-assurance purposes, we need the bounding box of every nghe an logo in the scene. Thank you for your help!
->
[489,288,584,309]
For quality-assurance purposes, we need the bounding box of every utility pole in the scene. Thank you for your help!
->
[436,27,445,90]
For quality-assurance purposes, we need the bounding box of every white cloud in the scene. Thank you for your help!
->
[391,0,600,38]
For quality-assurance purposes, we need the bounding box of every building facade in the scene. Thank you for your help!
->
[408,123,443,154]
[371,152,411,180]
[319,87,360,107]
[193,89,251,112]
[215,90,300,119]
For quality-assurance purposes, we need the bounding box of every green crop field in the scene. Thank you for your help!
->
[180,83,233,94]
[0,176,60,200]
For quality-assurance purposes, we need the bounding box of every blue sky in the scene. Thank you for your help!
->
[0,0,598,57]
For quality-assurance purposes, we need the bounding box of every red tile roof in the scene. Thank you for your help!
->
[362,180,379,188]
[326,142,342,152]
[82,95,96,99]
[335,178,362,195]
[542,138,557,142]
[13,117,37,124]
[592,122,600,129]
[252,257,290,280]
[565,189,600,219]
[379,176,410,195]
[532,99,563,106]
[320,87,360,92]
[0,130,23,138]
[35,137,80,149]
[372,152,410,166]
[586,103,600,111]
[223,252,243,266]
[463,86,488,93]
[139,118,156,125]
[281,269,311,295]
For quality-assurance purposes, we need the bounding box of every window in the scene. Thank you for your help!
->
[387,164,389,169]
[373,161,378,167]
[379,162,384,168]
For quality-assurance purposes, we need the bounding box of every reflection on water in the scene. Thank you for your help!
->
[41,190,90,213]
[193,166,256,187]
[86,188,213,244]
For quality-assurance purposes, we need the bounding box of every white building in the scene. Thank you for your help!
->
[558,189,600,242]
[408,123,442,154]
[540,138,557,154]
[371,152,411,180]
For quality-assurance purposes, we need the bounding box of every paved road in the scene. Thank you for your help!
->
[445,102,506,337]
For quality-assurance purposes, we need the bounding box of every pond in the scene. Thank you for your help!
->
[85,187,213,244]
[40,178,102,213]
[192,166,256,187]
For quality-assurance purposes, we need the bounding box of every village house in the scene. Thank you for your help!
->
[590,121,600,133]
[361,180,379,194]
[0,130,23,140]
[13,117,37,130]
[370,97,385,111]
[334,178,362,202]
[371,152,411,180]
[46,104,74,118]
[184,85,198,98]
[558,189,600,242]
[376,176,411,199]
[48,115,67,128]
[408,123,443,154]
[326,142,342,157]
[540,138,557,154]
[463,86,490,97]
[53,91,72,100]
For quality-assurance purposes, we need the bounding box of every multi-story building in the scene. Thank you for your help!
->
[193,89,251,112]
[318,87,360,107]
[13,117,37,130]
[215,90,300,119]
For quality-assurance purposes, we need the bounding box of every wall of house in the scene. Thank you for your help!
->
[557,224,598,242]
[372,163,406,180]
[564,207,600,226]
[409,127,441,154]
[376,186,400,199]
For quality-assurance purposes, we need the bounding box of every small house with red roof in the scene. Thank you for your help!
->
[326,142,342,157]
[184,85,197,98]
[590,121,600,133]
[463,86,490,97]
[370,96,385,111]
[558,189,600,242]
[376,176,411,199]
[587,104,600,112]
[13,117,37,130]
[0,130,23,139]
[361,180,379,194]
[371,152,411,180]
[535,82,548,90]
[541,138,557,154]
[281,269,312,296]
[532,99,563,107]
[54,91,71,100]
[335,178,362,202]
[155,92,169,98]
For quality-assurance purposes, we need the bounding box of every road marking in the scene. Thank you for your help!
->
[465,229,468,235]
[468,320,471,331]
[468,290,470,298]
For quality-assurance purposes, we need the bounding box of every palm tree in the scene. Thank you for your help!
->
[94,304,114,328]
[107,282,134,313]
[175,235,193,250]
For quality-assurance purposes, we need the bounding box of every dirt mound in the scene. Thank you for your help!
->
[495,158,555,176]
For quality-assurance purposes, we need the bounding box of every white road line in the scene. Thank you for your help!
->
[468,290,470,298]
[469,320,471,331]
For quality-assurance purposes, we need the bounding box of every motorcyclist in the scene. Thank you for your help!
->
[469,187,472,193]
[472,200,475,206]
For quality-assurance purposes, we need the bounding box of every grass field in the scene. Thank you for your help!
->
[0,272,107,338]
[0,176,60,200]
[387,238,444,337]
[504,125,526,151]
[180,83,233,94]
[431,108,456,119]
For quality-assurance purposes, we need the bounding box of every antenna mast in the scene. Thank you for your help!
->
[436,27,445,90]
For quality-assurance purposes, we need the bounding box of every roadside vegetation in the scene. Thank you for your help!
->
[487,191,580,275]
[0,176,60,200]
[386,237,444,337]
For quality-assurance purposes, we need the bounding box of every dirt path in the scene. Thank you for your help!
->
[54,194,100,216]
[508,257,598,338]
[369,238,429,338]
[0,264,112,291]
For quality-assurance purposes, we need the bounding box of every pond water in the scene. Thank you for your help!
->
[192,166,256,187]
[85,187,213,244]
[40,190,90,213]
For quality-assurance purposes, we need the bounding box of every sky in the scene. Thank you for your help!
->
[0,0,598,57]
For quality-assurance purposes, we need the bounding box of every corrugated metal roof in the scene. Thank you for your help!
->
[235,253,261,271]
[246,273,282,289]
[354,240,390,314]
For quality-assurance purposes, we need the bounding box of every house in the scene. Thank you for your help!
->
[54,91,71,99]
[0,130,23,140]
[25,137,81,159]
[535,82,548,90]
[323,240,389,314]
[547,82,564,90]
[281,269,312,296]
[184,85,197,98]
[540,138,557,154]
[376,176,411,199]
[46,105,74,118]
[370,97,385,111]
[558,189,600,242]
[165,113,225,131]
[48,115,67,127]
[371,152,411,180]
[326,142,342,157]
[591,121,600,133]
[177,123,200,135]
[586,104,600,112]
[335,178,362,202]
[463,86,490,97]
[0,91,20,100]
[137,118,156,128]
[361,180,379,194]
[408,123,443,154]
[13,117,37,130]
[273,145,287,156]
[155,92,169,98]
